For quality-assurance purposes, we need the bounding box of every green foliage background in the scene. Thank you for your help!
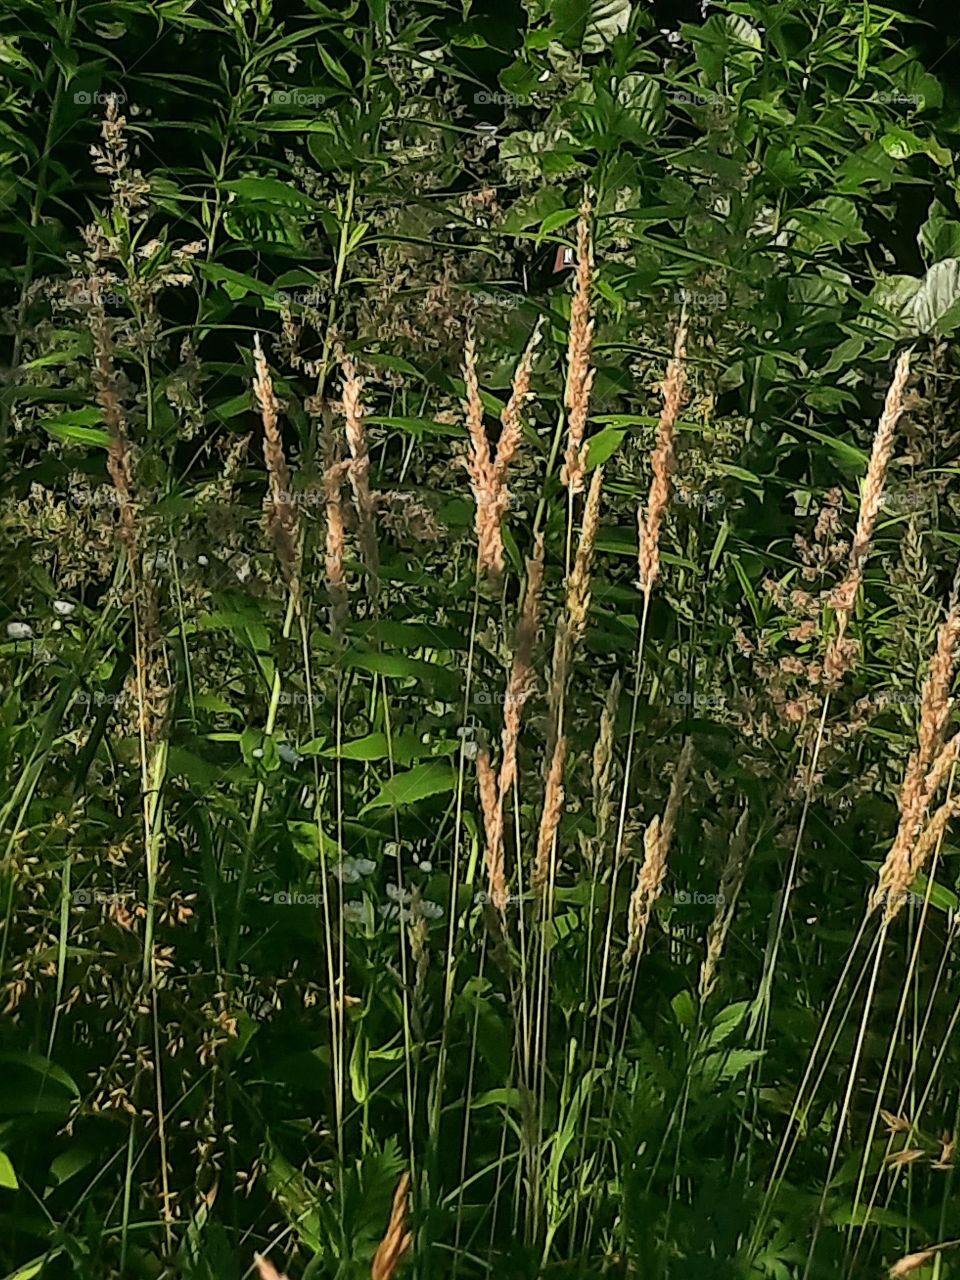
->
[3,1,960,1278]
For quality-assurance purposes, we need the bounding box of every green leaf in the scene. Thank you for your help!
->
[200,262,276,300]
[551,0,631,52]
[0,1051,79,1096]
[287,820,340,862]
[221,177,316,207]
[3,1256,59,1280]
[42,410,110,448]
[361,762,457,812]
[47,1147,96,1188]
[704,1000,749,1048]
[538,207,579,240]
[705,1048,765,1082]
[317,43,353,90]
[671,990,696,1029]
[912,258,960,337]
[786,197,868,253]
[319,732,441,764]
[880,125,951,167]
[471,1088,523,1110]
[0,1152,17,1190]
[585,426,625,469]
[349,1027,369,1104]
[343,651,459,700]
[920,201,960,263]
[860,275,921,339]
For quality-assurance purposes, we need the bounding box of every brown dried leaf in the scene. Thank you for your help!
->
[254,1254,288,1280]
[889,1249,937,1278]
[880,1108,911,1134]
[885,1148,925,1167]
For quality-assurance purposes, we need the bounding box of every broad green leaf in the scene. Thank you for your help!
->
[42,410,109,448]
[671,990,696,1030]
[200,262,276,300]
[3,1256,59,1280]
[343,651,459,700]
[920,201,960,263]
[551,0,631,52]
[0,1052,79,1096]
[704,1000,749,1048]
[287,820,341,861]
[220,177,316,207]
[318,732,443,764]
[361,762,457,812]
[911,258,960,336]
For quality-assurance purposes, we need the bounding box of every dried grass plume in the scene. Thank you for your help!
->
[462,323,543,576]
[872,605,960,921]
[254,1254,288,1280]
[560,201,595,494]
[371,1171,412,1280]
[253,334,301,611]
[825,349,911,681]
[638,324,687,597]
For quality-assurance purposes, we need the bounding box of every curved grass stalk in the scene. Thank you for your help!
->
[748,693,831,1049]
[570,587,651,1256]
[858,982,960,1274]
[845,790,954,1261]
[749,909,877,1258]
[801,919,889,1279]
[850,915,959,1271]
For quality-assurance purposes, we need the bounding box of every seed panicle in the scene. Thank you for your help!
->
[638,324,687,596]
[371,1171,412,1280]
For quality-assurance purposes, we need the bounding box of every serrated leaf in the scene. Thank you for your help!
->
[704,1000,749,1048]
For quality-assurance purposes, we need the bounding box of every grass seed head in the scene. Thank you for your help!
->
[533,735,568,895]
[254,1254,288,1280]
[371,1171,412,1280]
[254,334,301,610]
[638,324,687,596]
[560,201,594,494]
